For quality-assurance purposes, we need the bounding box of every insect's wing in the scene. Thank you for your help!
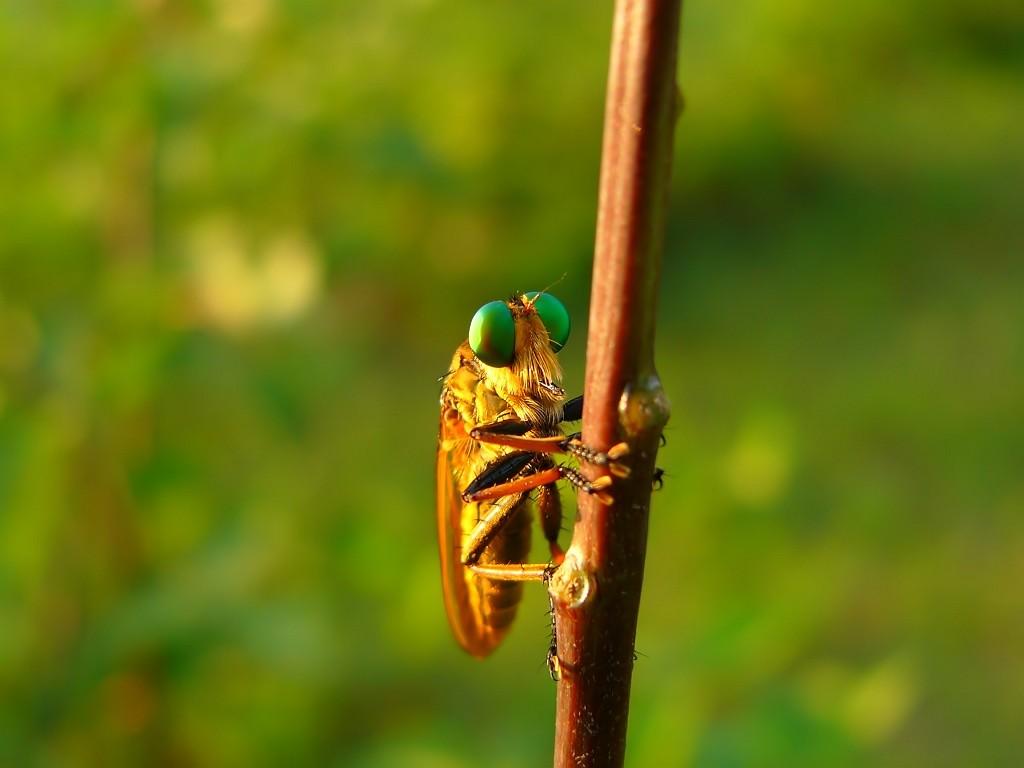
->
[436,408,503,657]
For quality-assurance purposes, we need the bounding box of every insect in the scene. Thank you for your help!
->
[436,291,629,657]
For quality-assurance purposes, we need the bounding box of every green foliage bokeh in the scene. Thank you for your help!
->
[1,1,1022,765]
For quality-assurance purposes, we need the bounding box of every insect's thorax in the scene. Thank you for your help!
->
[442,340,564,484]
[464,341,562,420]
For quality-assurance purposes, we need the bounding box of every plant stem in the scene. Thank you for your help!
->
[549,0,679,766]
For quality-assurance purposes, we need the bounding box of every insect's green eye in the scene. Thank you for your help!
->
[525,291,571,352]
[469,300,516,367]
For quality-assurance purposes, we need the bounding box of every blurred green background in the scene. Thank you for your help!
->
[1,0,1022,765]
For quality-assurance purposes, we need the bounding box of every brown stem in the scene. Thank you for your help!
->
[548,1,679,766]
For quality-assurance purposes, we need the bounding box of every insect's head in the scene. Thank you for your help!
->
[467,291,571,369]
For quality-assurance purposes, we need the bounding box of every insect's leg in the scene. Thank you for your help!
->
[461,492,527,567]
[469,396,581,437]
[461,487,569,571]
[464,465,614,506]
[544,573,562,682]
[470,417,531,437]
[467,562,551,581]
[536,482,564,565]
[470,432,567,452]
[470,430,630,478]
[462,451,535,502]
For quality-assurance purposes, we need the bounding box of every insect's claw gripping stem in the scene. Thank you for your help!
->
[607,442,630,461]
[563,439,631,479]
[562,467,614,506]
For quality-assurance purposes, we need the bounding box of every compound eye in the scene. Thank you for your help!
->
[469,300,516,367]
[525,291,571,352]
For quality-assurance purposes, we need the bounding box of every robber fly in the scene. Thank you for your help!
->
[436,291,629,658]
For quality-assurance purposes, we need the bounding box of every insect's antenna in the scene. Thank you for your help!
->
[524,273,569,308]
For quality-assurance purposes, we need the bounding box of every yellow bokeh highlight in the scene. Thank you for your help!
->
[842,655,917,745]
[216,0,271,35]
[186,216,322,333]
